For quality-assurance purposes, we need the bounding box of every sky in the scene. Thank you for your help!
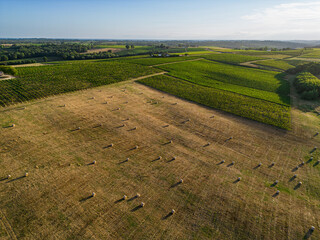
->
[1,0,320,40]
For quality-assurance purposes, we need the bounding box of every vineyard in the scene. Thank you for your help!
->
[254,60,295,71]
[138,74,291,129]
[0,61,160,107]
[155,60,290,105]
[200,53,266,64]
[120,56,201,66]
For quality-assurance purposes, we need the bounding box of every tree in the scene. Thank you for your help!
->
[131,45,134,49]
[126,44,130,50]
[43,56,48,62]
[1,55,8,61]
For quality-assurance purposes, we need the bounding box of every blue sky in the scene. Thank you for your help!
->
[1,0,320,40]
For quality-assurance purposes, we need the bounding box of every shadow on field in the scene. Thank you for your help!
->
[289,176,296,182]
[6,175,26,183]
[303,228,314,239]
[131,205,143,212]
[114,198,125,204]
[128,196,138,202]
[162,212,174,220]
[170,182,182,188]
[167,157,176,163]
[313,161,319,167]
[275,73,291,106]
[80,195,94,202]
[119,159,129,164]
[0,177,9,182]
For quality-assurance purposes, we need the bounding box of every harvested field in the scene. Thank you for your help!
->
[83,48,122,54]
[0,79,319,239]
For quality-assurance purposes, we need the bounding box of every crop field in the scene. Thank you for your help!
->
[175,51,215,55]
[200,53,266,64]
[0,61,161,107]
[299,49,320,59]
[155,60,290,105]
[138,75,290,129]
[254,60,295,71]
[120,56,201,66]
[0,80,319,239]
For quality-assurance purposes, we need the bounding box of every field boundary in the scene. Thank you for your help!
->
[0,210,17,240]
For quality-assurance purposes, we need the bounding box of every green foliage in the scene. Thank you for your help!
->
[138,75,291,129]
[201,53,266,64]
[301,90,319,100]
[156,60,290,105]
[0,61,160,107]
[255,60,294,71]
[294,72,320,100]
[0,66,17,75]
[287,62,320,75]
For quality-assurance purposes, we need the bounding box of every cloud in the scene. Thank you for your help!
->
[241,2,320,39]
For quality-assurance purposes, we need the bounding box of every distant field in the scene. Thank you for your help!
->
[94,45,146,49]
[138,74,291,129]
[176,51,215,55]
[254,60,295,71]
[120,56,201,66]
[201,53,266,64]
[0,61,160,107]
[156,60,290,105]
[299,49,320,58]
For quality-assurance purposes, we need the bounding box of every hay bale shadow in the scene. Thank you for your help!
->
[313,161,319,167]
[114,198,125,204]
[80,195,93,202]
[119,159,129,165]
[272,192,279,198]
[170,182,182,188]
[303,229,314,239]
[167,158,176,163]
[162,213,173,220]
[131,205,143,212]
[6,175,26,183]
[289,176,296,182]
[128,196,138,202]
[294,184,302,190]
[291,167,298,172]
[253,164,261,170]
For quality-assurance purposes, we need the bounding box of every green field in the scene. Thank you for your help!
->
[0,61,160,107]
[254,60,295,71]
[201,53,266,64]
[156,60,290,105]
[299,49,320,58]
[120,56,201,66]
[138,74,291,129]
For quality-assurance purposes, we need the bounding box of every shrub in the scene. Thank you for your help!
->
[301,90,319,100]
[0,66,17,75]
[294,72,320,97]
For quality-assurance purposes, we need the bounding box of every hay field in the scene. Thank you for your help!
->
[0,79,319,239]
